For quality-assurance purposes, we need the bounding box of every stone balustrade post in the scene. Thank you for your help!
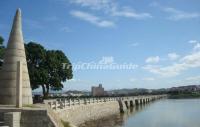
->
[69,99,71,107]
[78,99,81,105]
[54,101,57,110]
[63,99,66,108]
[65,99,68,107]
[48,102,52,109]
[84,99,87,105]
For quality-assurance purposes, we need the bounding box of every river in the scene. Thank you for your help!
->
[79,99,200,127]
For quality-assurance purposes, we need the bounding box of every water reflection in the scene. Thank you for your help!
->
[79,103,150,127]
[79,99,200,127]
[122,99,200,127]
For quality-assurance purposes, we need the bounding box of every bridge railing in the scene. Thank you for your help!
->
[45,97,119,110]
[45,95,167,111]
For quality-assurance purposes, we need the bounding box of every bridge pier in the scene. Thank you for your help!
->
[118,100,127,113]
[135,99,140,106]
[130,100,135,107]
[124,101,129,109]
[143,99,146,104]
[140,99,143,104]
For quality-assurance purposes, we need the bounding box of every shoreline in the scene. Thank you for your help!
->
[168,93,200,99]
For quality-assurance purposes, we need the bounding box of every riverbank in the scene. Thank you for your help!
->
[168,93,200,99]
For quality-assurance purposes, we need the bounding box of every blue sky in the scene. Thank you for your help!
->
[1,0,200,91]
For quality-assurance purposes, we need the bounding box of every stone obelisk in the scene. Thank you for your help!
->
[0,9,33,105]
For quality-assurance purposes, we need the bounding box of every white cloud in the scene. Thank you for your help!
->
[143,64,185,77]
[164,7,200,21]
[168,53,180,60]
[188,40,198,44]
[172,75,200,86]
[143,40,200,77]
[144,51,200,77]
[111,7,152,19]
[193,43,200,51]
[150,2,200,21]
[145,56,160,64]
[143,77,155,81]
[70,10,115,27]
[188,40,200,51]
[69,0,152,20]
[186,76,200,81]
[70,0,112,10]
[130,43,139,47]
[180,51,200,68]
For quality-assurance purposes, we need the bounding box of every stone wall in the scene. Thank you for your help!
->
[4,112,21,127]
[21,109,56,127]
[56,101,120,126]
[0,108,58,127]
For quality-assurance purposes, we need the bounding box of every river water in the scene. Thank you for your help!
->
[79,99,200,127]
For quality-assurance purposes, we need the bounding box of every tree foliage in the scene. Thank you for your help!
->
[46,50,73,91]
[25,42,73,98]
[0,36,5,67]
[25,42,47,90]
[0,36,4,45]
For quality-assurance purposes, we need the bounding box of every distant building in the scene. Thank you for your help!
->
[91,84,105,96]
[169,85,200,93]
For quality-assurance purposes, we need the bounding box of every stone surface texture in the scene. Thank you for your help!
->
[0,9,33,105]
[56,101,120,126]
[4,112,21,127]
[20,109,56,127]
[0,108,58,127]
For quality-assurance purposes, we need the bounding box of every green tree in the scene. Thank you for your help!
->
[25,42,73,98]
[0,36,4,44]
[25,42,47,90]
[0,36,5,67]
[46,50,73,90]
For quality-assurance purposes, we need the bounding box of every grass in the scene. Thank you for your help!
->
[61,120,71,127]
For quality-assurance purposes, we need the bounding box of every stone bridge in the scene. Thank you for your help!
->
[46,95,167,113]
